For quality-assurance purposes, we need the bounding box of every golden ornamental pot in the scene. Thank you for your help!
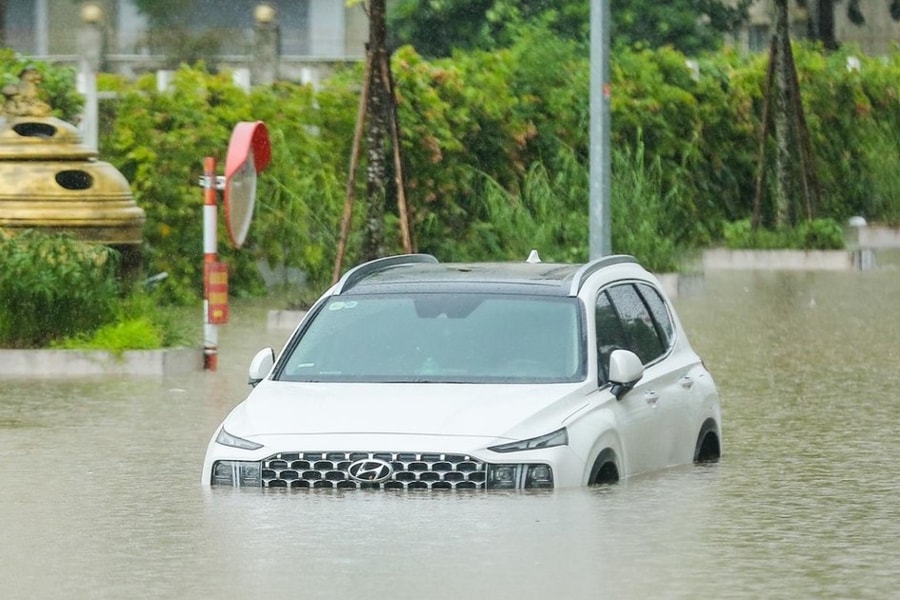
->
[0,114,144,246]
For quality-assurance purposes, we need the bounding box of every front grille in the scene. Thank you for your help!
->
[261,451,487,490]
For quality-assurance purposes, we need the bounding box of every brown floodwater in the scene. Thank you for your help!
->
[1,268,898,599]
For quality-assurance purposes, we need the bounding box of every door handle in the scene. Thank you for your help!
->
[679,375,695,390]
[644,391,659,407]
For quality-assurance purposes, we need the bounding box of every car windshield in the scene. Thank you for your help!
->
[277,293,585,383]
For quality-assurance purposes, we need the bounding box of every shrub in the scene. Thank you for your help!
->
[0,230,120,348]
[90,42,900,301]
[610,140,682,272]
[722,218,845,250]
[860,120,900,226]
[51,287,196,352]
[101,66,347,303]
[0,49,84,122]
[796,218,845,250]
[53,318,162,355]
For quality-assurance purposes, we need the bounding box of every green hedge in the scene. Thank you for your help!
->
[0,230,119,348]
[78,37,900,299]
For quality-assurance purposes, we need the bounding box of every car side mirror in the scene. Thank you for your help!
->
[608,349,644,400]
[248,347,275,386]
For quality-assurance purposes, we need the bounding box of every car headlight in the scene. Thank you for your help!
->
[488,427,568,453]
[215,427,264,450]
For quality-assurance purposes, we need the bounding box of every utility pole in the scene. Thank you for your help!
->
[589,0,611,259]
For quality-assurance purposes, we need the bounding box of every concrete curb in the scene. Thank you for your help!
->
[701,248,855,271]
[0,347,204,378]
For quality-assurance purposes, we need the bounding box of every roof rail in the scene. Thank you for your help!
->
[568,255,638,296]
[334,253,439,294]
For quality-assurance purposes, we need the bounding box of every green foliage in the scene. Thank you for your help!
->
[612,0,751,55]
[102,66,238,304]
[247,81,347,288]
[111,290,195,349]
[389,38,895,266]
[793,46,900,226]
[389,0,495,58]
[448,152,588,264]
[87,37,900,308]
[722,218,845,250]
[53,318,162,355]
[100,66,347,303]
[0,230,119,348]
[610,140,681,272]
[388,0,750,57]
[862,120,900,226]
[0,49,83,122]
[797,217,846,250]
[51,290,195,354]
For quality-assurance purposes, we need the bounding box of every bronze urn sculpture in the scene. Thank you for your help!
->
[0,68,145,264]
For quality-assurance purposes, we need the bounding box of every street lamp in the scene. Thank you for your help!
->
[254,4,277,25]
[80,3,103,25]
[252,4,279,86]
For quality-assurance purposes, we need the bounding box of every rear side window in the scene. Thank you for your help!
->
[635,283,675,349]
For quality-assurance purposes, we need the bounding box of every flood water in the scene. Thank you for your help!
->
[2,269,899,599]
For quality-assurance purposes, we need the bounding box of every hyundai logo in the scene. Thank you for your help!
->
[347,458,394,483]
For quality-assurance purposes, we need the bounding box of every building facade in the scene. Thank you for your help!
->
[2,0,371,84]
[734,0,900,54]
[3,1,898,83]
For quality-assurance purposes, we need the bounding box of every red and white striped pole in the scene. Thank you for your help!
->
[199,122,268,371]
[202,156,219,371]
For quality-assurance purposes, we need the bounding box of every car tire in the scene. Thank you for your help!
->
[694,418,721,463]
[588,449,620,485]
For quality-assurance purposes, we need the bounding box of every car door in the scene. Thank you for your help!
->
[633,282,699,464]
[595,286,660,476]
[600,283,685,475]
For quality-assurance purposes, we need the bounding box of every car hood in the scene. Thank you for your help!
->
[224,381,588,441]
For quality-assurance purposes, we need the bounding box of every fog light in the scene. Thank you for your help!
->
[488,465,519,489]
[525,464,554,489]
[212,461,262,487]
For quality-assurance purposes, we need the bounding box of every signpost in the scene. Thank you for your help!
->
[201,121,271,370]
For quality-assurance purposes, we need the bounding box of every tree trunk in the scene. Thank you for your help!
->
[773,0,795,228]
[362,0,390,261]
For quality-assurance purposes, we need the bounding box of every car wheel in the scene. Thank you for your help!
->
[588,449,620,485]
[694,418,721,463]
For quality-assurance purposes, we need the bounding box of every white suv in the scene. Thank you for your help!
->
[202,252,721,490]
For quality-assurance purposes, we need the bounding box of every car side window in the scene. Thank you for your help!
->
[595,290,630,383]
[605,284,665,365]
[635,283,675,350]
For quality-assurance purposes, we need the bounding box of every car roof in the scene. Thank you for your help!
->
[334,253,642,298]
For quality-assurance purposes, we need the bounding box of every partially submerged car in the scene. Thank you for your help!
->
[202,252,721,490]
